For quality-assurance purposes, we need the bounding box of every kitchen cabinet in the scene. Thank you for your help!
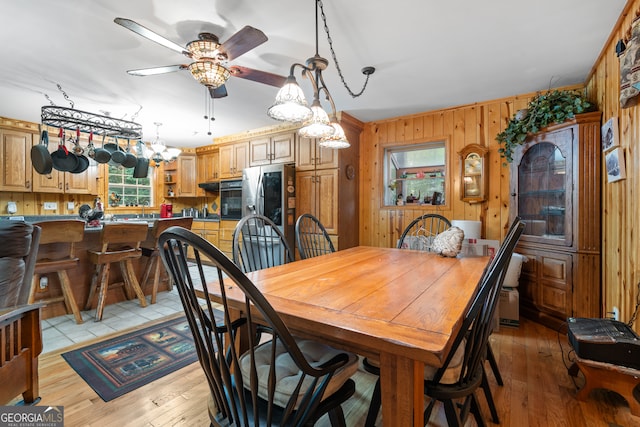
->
[189,220,219,258]
[296,169,338,235]
[164,153,197,198]
[196,148,220,197]
[219,141,248,178]
[32,162,99,194]
[294,113,362,251]
[0,128,34,192]
[509,112,601,329]
[218,220,238,260]
[249,132,295,166]
[296,137,338,171]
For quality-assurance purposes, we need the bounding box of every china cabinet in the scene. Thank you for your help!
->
[509,111,602,329]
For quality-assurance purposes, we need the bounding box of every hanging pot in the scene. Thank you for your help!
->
[31,128,53,175]
[133,156,150,178]
[106,139,126,166]
[122,139,138,168]
[51,128,79,172]
[70,153,90,174]
[93,134,111,164]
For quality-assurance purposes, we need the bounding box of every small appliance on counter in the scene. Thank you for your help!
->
[160,203,173,218]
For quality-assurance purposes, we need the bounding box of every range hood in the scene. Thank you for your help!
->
[198,182,220,192]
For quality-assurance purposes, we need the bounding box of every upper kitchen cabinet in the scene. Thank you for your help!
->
[219,141,248,179]
[196,146,220,196]
[296,137,338,171]
[164,152,197,198]
[249,132,295,166]
[0,126,35,192]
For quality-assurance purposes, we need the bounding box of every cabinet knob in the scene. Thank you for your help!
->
[511,192,516,197]
[25,180,31,189]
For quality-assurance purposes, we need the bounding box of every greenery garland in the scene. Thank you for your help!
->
[496,89,592,163]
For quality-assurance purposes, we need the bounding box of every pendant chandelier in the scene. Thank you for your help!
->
[148,122,181,167]
[267,0,374,149]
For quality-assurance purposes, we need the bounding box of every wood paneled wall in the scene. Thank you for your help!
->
[586,0,640,326]
[358,85,583,247]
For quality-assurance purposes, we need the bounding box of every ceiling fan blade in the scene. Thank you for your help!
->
[220,26,268,61]
[209,85,228,99]
[114,17,187,56]
[127,65,187,76]
[229,66,287,87]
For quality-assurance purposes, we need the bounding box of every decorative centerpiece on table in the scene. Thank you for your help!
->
[496,89,593,163]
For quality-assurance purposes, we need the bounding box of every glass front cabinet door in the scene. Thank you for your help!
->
[459,144,488,203]
[510,126,573,247]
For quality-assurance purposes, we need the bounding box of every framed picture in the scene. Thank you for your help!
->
[601,117,619,152]
[605,147,626,183]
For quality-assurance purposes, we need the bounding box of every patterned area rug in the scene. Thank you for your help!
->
[62,316,203,402]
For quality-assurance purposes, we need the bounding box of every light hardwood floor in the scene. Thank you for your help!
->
[18,317,639,426]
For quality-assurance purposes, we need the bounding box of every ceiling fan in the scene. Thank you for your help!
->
[114,17,287,98]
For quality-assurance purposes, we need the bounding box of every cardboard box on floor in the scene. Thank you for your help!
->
[499,288,519,327]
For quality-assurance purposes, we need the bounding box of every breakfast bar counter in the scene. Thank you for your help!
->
[32,220,169,320]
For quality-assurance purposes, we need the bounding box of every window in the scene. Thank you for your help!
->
[383,141,447,206]
[107,165,153,207]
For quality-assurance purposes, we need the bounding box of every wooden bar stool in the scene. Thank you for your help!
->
[85,222,149,321]
[30,220,85,324]
[140,217,193,304]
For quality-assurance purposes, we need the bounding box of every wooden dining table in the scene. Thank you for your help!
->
[198,245,489,426]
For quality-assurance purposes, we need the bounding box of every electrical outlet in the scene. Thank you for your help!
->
[43,202,57,210]
[67,201,75,210]
[612,306,620,321]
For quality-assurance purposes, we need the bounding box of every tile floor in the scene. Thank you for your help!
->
[41,288,185,354]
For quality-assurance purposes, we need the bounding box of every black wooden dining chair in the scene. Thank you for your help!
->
[295,213,335,259]
[158,226,358,426]
[232,214,294,273]
[397,213,451,250]
[364,219,525,427]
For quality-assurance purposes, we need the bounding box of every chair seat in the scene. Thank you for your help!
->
[240,338,359,409]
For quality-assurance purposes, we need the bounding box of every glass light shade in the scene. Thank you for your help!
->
[188,61,230,88]
[186,39,220,60]
[166,147,181,159]
[150,139,166,155]
[267,76,313,122]
[319,122,350,149]
[298,101,334,139]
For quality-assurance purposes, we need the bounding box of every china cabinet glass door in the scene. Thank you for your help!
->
[514,131,573,247]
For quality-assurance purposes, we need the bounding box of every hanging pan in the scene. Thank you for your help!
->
[86,131,96,159]
[122,139,138,168]
[93,134,111,164]
[132,141,149,178]
[106,138,126,166]
[70,128,90,174]
[31,127,53,175]
[51,128,79,172]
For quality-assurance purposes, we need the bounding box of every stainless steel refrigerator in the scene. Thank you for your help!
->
[241,163,296,251]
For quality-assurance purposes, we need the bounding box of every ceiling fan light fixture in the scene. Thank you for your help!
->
[188,61,230,88]
[267,75,313,122]
[298,99,334,139]
[319,121,350,149]
[186,35,221,60]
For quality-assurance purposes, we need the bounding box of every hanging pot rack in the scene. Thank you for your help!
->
[41,106,143,140]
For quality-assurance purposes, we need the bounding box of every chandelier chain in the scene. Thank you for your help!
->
[56,83,74,109]
[317,0,371,98]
